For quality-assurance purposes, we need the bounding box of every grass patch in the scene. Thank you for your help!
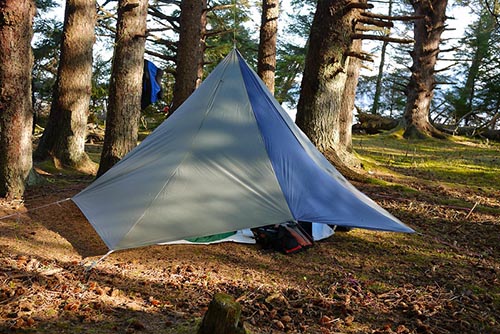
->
[353,134,500,191]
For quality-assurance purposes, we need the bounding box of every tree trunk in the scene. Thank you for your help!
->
[35,0,96,173]
[403,0,447,139]
[295,0,364,168]
[198,293,247,334]
[257,0,279,94]
[371,0,392,115]
[339,38,362,159]
[97,0,148,177]
[0,0,35,199]
[171,0,207,111]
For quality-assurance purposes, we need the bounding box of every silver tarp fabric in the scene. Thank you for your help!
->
[72,51,293,251]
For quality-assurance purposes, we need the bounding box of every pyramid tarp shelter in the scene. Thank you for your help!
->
[72,49,413,252]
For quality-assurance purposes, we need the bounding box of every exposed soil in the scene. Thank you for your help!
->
[0,138,499,334]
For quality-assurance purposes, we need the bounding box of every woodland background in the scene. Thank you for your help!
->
[0,0,499,333]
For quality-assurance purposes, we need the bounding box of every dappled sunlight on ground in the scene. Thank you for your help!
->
[0,134,499,333]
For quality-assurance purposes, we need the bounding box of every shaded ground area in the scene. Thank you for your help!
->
[0,134,499,333]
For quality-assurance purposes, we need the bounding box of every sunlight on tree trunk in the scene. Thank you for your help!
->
[403,0,447,139]
[97,0,148,177]
[171,0,207,112]
[257,0,279,95]
[0,0,36,199]
[295,0,366,169]
[35,0,97,173]
[339,39,362,159]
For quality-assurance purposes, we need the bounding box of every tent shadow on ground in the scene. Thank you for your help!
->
[26,199,109,258]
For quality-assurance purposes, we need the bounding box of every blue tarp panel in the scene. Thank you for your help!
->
[237,52,413,233]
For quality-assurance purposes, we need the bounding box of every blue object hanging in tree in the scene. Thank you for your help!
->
[141,60,163,109]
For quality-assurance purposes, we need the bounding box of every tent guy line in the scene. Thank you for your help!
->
[0,197,71,221]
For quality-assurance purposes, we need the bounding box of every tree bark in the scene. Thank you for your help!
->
[35,0,96,173]
[97,0,148,177]
[295,0,364,168]
[171,0,207,111]
[403,0,447,139]
[0,0,36,199]
[198,293,247,334]
[339,38,362,159]
[257,0,279,94]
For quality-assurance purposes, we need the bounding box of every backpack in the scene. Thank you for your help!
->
[252,222,314,254]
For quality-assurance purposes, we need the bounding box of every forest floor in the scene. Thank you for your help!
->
[0,131,499,334]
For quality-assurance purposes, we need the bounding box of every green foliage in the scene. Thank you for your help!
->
[354,133,500,212]
[204,0,258,72]
[274,0,314,106]
[90,55,111,124]
[32,16,63,125]
[356,0,413,116]
[431,2,500,129]
[357,67,408,117]
[35,0,59,12]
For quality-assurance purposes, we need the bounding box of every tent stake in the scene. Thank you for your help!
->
[84,250,114,272]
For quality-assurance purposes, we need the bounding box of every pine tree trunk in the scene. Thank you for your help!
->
[371,0,392,115]
[257,0,279,94]
[0,0,35,199]
[403,0,447,139]
[339,38,362,161]
[97,0,148,177]
[35,0,96,172]
[171,0,207,111]
[295,0,365,168]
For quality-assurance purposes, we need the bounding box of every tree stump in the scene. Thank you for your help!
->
[198,293,248,334]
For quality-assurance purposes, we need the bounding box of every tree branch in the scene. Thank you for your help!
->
[439,46,459,53]
[438,58,473,62]
[208,4,234,12]
[343,2,374,12]
[154,0,180,5]
[434,62,456,73]
[346,50,374,62]
[148,6,179,30]
[356,24,388,32]
[145,49,176,64]
[361,11,425,21]
[352,33,414,44]
[357,17,393,28]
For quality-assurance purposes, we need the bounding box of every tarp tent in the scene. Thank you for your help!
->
[72,49,413,252]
